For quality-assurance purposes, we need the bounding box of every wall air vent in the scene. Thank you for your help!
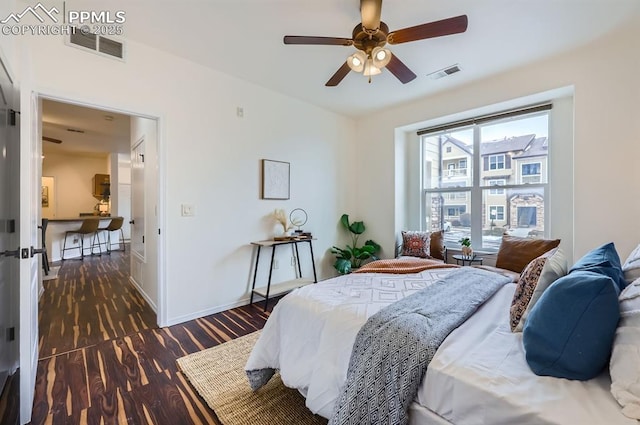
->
[67,30,125,61]
[427,64,461,80]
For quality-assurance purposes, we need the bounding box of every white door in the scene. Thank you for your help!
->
[0,56,19,401]
[18,92,42,423]
[131,139,145,259]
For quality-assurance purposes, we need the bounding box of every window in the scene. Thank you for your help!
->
[518,206,537,226]
[489,205,505,220]
[521,162,541,183]
[420,107,550,251]
[446,146,452,153]
[488,154,505,170]
[488,179,506,195]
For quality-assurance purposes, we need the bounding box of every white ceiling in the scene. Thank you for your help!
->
[36,0,640,149]
[42,99,130,155]
[61,0,640,117]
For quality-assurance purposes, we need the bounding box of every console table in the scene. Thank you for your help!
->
[249,238,317,311]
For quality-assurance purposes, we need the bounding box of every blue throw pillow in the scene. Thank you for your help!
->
[569,242,626,291]
[523,270,620,380]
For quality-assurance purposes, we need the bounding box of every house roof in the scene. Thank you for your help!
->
[513,137,548,159]
[443,136,473,155]
[481,134,536,156]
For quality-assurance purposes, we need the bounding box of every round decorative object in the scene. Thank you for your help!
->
[289,208,308,230]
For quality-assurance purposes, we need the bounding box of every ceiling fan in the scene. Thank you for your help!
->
[283,0,468,86]
[43,136,62,144]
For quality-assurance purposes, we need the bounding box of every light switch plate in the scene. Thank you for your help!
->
[181,204,195,217]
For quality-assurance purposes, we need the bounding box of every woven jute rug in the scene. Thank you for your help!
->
[176,331,328,425]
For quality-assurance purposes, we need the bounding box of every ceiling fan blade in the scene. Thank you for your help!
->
[325,62,352,87]
[360,0,382,31]
[387,15,468,45]
[386,54,417,84]
[43,136,62,144]
[283,36,353,46]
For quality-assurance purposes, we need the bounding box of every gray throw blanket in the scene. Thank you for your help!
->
[329,267,510,425]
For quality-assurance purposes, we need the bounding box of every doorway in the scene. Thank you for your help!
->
[36,97,163,355]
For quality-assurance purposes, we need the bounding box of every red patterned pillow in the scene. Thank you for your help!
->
[510,249,556,331]
[401,231,431,258]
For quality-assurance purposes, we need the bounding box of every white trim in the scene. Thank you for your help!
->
[156,115,168,327]
[128,276,157,313]
[164,297,253,327]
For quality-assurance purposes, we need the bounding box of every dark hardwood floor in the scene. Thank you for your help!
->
[2,247,274,425]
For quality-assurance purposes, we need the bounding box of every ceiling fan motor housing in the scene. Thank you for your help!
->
[352,22,389,54]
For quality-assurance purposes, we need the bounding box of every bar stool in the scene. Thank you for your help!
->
[38,218,50,275]
[61,218,100,260]
[98,217,125,253]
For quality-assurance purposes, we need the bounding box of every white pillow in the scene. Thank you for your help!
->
[610,277,640,419]
[622,244,640,284]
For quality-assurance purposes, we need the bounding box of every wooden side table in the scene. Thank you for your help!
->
[249,238,317,311]
[452,254,483,266]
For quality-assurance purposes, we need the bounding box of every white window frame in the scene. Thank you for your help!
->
[521,162,542,184]
[488,205,505,220]
[488,179,506,195]
[420,109,550,251]
[489,154,505,170]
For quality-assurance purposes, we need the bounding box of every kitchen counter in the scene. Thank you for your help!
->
[48,216,117,222]
[46,216,124,261]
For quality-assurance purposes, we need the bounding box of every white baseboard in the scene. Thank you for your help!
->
[128,276,158,313]
[163,297,253,327]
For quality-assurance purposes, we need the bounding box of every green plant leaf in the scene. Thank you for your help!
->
[340,214,350,230]
[364,240,381,252]
[334,258,352,274]
[349,221,365,235]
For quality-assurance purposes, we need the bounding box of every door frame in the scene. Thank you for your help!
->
[32,91,167,325]
[19,89,168,423]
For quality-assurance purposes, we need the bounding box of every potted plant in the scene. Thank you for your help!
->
[459,237,473,258]
[331,214,381,274]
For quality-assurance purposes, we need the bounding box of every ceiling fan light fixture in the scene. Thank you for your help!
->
[371,46,391,68]
[363,58,382,77]
[347,51,367,72]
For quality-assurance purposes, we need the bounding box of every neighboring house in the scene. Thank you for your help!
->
[435,134,548,233]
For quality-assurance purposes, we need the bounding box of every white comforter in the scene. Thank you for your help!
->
[245,268,454,418]
[245,268,637,424]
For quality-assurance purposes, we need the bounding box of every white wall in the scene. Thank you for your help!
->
[17,33,356,325]
[41,152,109,218]
[355,16,640,264]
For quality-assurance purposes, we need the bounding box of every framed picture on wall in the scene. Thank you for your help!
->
[261,159,290,200]
[42,185,49,207]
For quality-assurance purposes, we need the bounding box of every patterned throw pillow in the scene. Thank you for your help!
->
[514,248,567,332]
[510,250,553,332]
[401,231,431,258]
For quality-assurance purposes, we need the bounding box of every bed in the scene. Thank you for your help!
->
[245,239,640,425]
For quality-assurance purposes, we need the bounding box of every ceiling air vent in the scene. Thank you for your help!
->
[67,30,125,61]
[427,64,461,80]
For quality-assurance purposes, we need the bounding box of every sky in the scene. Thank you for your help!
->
[450,114,548,145]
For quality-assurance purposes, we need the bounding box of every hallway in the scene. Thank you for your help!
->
[27,249,272,424]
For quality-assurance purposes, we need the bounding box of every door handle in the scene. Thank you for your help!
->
[31,246,45,257]
[129,220,135,224]
[1,248,20,258]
